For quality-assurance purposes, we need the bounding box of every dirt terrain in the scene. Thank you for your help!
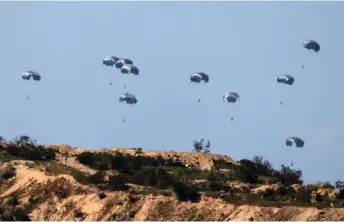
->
[0,143,344,221]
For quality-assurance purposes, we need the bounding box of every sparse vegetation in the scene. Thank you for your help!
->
[0,135,344,219]
[0,135,56,161]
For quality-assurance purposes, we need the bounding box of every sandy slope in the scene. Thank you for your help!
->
[0,145,343,221]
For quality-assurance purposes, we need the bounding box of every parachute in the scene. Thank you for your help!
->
[286,137,305,148]
[277,75,294,85]
[115,58,134,69]
[119,93,137,104]
[190,72,209,102]
[22,71,41,100]
[103,56,119,66]
[303,40,320,52]
[190,72,209,83]
[223,92,240,103]
[121,64,139,75]
[22,71,41,81]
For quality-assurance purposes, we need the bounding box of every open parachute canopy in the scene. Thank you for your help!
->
[22,71,41,81]
[303,40,320,52]
[121,64,139,75]
[103,56,119,66]
[119,93,137,104]
[223,92,240,103]
[277,75,294,85]
[190,72,209,83]
[115,58,134,69]
[286,137,305,148]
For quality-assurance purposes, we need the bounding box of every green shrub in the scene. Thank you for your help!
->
[133,167,174,189]
[295,188,311,203]
[89,171,106,184]
[277,165,303,186]
[1,208,31,221]
[6,143,56,161]
[172,180,200,202]
[108,173,129,191]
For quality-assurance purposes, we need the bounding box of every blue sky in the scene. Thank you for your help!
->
[0,1,343,184]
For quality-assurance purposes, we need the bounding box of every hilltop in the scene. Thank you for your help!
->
[0,136,344,221]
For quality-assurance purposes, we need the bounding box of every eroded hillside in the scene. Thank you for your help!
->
[0,138,344,221]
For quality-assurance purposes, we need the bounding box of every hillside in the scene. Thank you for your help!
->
[0,136,344,221]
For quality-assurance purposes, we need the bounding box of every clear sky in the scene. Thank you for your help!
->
[0,1,343,184]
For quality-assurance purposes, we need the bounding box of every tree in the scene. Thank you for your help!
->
[172,180,200,202]
[203,141,211,154]
[335,180,344,190]
[278,164,303,186]
[193,138,211,154]
[335,180,344,199]
[252,155,264,165]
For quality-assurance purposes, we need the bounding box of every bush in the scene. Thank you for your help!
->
[277,165,303,186]
[193,138,211,153]
[5,141,56,161]
[0,150,16,162]
[208,181,227,192]
[133,167,174,189]
[108,174,129,191]
[1,167,16,180]
[335,180,344,190]
[317,181,334,189]
[335,180,344,199]
[75,151,164,172]
[0,208,30,221]
[89,171,106,184]
[234,159,259,183]
[172,180,201,202]
[7,195,20,206]
[263,188,277,201]
[295,188,311,203]
[214,159,233,169]
[337,189,344,199]
[98,192,107,199]
[55,187,70,199]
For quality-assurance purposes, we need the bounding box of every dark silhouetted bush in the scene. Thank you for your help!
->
[193,138,211,153]
[172,180,201,202]
[335,181,344,199]
[263,188,277,201]
[208,181,226,192]
[1,208,30,221]
[7,195,19,206]
[98,192,107,199]
[89,171,106,184]
[108,173,129,191]
[74,210,85,218]
[55,187,70,199]
[133,167,174,189]
[234,159,259,183]
[214,159,234,169]
[337,189,344,199]
[76,151,166,172]
[277,164,303,186]
[295,188,311,203]
[1,167,16,180]
[5,142,56,161]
